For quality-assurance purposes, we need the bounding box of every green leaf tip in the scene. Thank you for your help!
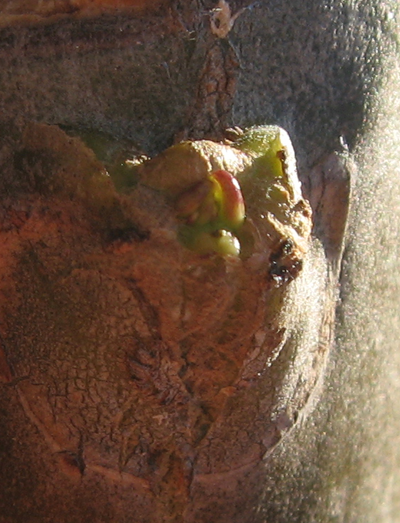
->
[181,229,241,257]
[175,169,246,256]
[211,170,245,230]
[233,125,302,202]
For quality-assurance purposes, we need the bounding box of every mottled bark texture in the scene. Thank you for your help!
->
[0,1,400,522]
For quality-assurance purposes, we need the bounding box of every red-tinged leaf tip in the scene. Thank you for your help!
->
[210,170,245,229]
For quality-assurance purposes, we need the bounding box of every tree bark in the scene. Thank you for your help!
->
[1,1,400,522]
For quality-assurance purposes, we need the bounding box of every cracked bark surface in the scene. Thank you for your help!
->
[0,121,324,522]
